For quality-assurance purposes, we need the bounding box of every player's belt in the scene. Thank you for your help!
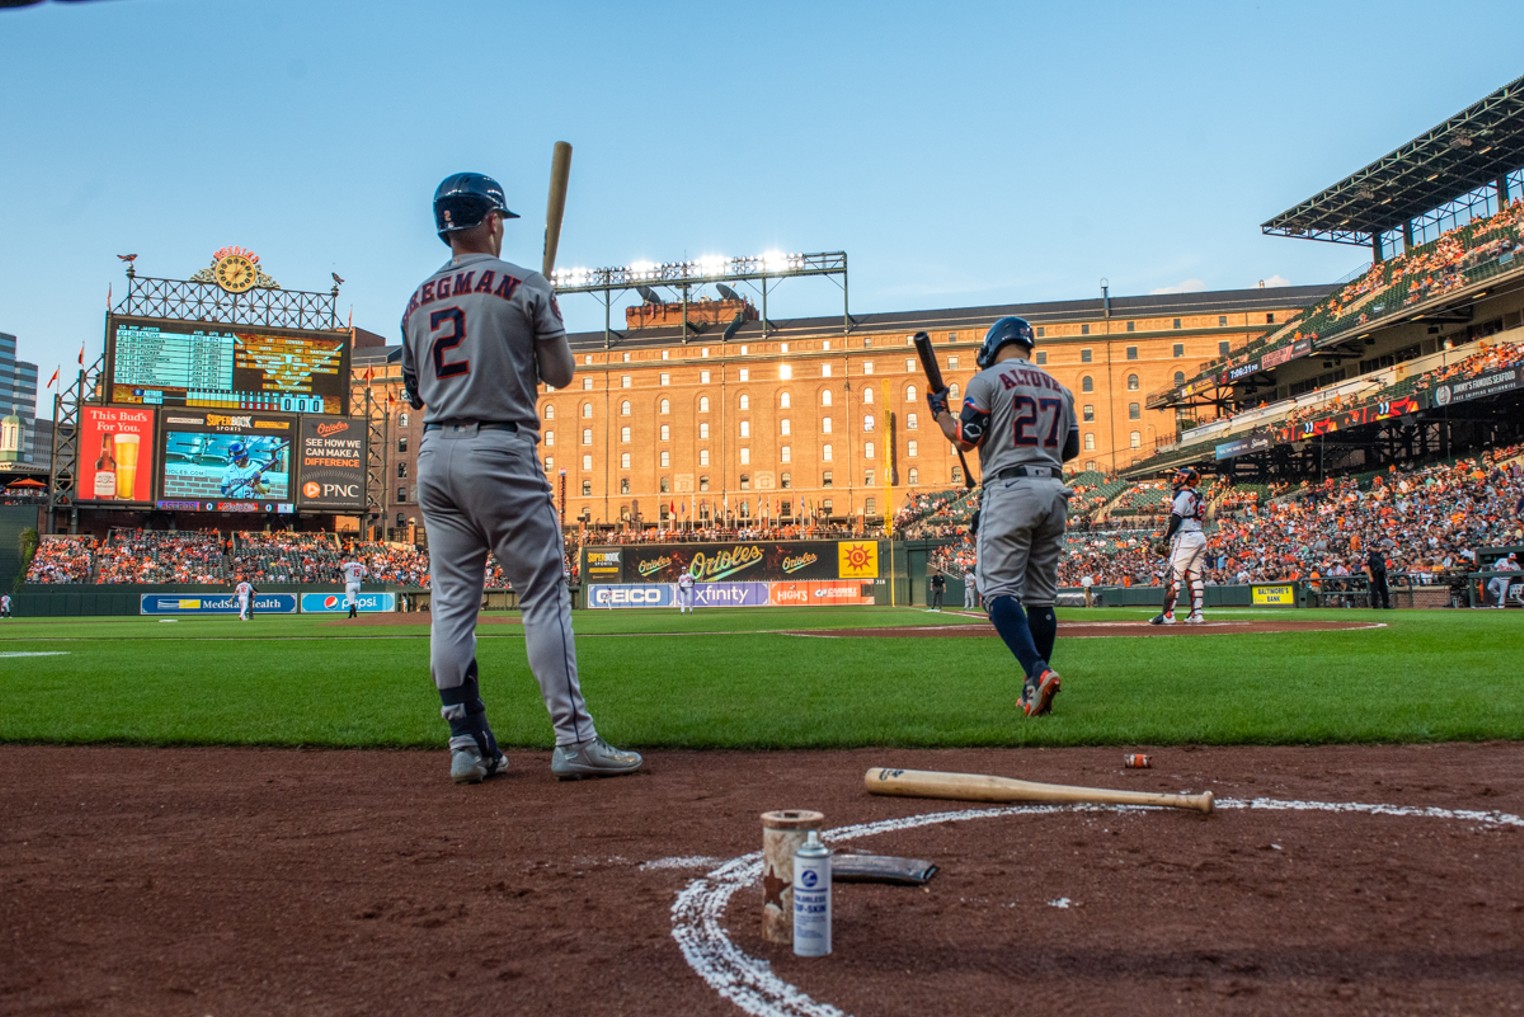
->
[988,464,1060,482]
[423,420,519,433]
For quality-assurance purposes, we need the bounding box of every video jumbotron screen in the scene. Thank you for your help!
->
[107,316,349,415]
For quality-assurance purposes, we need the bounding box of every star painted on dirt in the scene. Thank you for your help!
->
[762,864,789,909]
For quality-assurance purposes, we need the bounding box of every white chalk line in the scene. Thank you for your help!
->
[671,797,1522,1017]
[0,651,70,658]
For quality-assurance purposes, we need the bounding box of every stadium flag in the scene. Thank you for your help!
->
[77,344,85,366]
[106,284,111,309]
[46,366,59,389]
[363,365,374,384]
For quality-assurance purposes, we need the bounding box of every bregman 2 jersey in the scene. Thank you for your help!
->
[960,358,1078,475]
[400,252,564,439]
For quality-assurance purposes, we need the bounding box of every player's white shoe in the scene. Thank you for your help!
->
[1184,613,1205,624]
[1149,612,1176,625]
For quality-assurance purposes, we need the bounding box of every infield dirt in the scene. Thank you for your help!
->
[3,742,1520,1016]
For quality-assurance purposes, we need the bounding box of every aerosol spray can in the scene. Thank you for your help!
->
[792,829,832,957]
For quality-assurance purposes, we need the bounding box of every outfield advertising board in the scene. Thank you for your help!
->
[140,592,299,615]
[78,406,158,504]
[1251,584,1297,607]
[588,580,875,608]
[299,592,396,613]
[588,583,674,609]
[585,540,873,584]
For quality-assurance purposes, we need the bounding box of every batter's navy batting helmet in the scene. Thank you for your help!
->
[227,441,249,462]
[433,172,519,243]
[977,316,1037,369]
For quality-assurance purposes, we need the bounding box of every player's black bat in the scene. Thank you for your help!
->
[912,331,976,489]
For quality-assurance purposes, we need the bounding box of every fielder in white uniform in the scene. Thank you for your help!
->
[340,559,369,618]
[676,572,696,613]
[234,579,253,622]
[1151,468,1208,625]
[1487,552,1519,608]
[402,171,642,786]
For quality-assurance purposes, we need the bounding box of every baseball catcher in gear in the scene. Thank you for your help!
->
[1150,467,1208,625]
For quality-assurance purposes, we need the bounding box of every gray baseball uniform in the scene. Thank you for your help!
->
[960,360,1077,606]
[401,251,599,749]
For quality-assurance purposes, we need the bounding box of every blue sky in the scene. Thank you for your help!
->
[2,0,1520,377]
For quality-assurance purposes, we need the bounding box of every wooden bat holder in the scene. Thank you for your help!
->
[760,809,824,945]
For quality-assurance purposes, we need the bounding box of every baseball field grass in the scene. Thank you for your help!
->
[0,606,1518,749]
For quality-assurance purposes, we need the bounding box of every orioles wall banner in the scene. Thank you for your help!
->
[836,541,879,579]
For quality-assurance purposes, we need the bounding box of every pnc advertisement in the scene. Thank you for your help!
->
[78,406,157,503]
[296,417,367,510]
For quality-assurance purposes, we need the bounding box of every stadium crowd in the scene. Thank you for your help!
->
[95,529,228,584]
[19,441,1523,600]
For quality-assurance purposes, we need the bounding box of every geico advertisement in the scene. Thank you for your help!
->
[588,583,675,609]
[296,416,367,510]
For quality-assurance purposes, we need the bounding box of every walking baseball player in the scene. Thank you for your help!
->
[402,171,642,785]
[234,578,253,622]
[1150,467,1207,625]
[929,316,1078,717]
[340,558,369,618]
[676,571,696,614]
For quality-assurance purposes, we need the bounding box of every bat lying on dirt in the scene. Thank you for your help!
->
[865,766,1214,814]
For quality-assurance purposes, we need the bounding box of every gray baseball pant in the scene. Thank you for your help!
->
[418,424,597,746]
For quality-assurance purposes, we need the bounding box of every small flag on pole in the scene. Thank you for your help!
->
[77,344,85,366]
[46,367,59,389]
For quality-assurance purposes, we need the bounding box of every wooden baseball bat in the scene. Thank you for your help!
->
[542,140,573,279]
[865,766,1214,814]
[912,331,976,489]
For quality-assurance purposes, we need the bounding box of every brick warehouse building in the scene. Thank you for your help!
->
[351,283,1331,538]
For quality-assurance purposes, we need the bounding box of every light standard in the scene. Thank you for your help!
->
[1101,278,1117,474]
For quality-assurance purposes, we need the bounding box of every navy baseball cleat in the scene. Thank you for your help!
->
[449,736,508,785]
[1020,668,1061,718]
[551,737,644,780]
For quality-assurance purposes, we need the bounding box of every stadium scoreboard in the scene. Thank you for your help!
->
[106,315,350,416]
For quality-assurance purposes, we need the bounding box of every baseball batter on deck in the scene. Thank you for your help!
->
[402,171,642,785]
[930,316,1078,717]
